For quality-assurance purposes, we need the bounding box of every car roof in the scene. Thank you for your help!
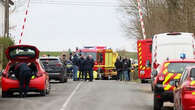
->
[155,32,193,37]
[39,57,59,59]
[163,59,195,63]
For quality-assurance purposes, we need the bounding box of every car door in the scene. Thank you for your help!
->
[174,69,188,109]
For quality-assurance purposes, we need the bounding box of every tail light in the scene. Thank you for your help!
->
[2,73,7,77]
[56,63,62,67]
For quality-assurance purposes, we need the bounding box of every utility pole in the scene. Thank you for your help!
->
[4,0,9,37]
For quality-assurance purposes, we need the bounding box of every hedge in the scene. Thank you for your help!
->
[0,37,15,69]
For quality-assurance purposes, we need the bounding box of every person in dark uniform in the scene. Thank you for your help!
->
[72,54,79,81]
[11,62,33,97]
[88,55,94,81]
[83,56,88,81]
[122,58,130,81]
[127,58,132,81]
[115,56,123,80]
[84,55,94,81]
[78,55,85,80]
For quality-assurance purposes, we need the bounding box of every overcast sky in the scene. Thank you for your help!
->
[10,0,137,52]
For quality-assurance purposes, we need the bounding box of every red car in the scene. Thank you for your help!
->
[1,45,50,97]
[174,66,195,110]
[152,58,195,110]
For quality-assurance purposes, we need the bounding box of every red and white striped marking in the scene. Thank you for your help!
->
[136,0,146,39]
[19,0,31,45]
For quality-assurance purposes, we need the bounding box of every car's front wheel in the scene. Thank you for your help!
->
[46,82,51,94]
[40,90,46,96]
[60,76,65,83]
[153,94,163,110]
[2,91,8,98]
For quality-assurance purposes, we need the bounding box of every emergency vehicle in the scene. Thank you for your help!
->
[137,39,152,83]
[153,57,195,110]
[96,48,118,79]
[77,46,118,79]
[174,66,195,110]
[151,32,195,89]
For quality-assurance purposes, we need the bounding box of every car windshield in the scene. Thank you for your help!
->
[40,59,60,65]
[81,52,96,61]
[168,63,195,73]
[190,68,195,79]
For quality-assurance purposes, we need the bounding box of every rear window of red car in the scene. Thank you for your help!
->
[9,47,36,59]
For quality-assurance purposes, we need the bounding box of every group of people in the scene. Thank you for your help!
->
[61,53,94,82]
[115,56,131,81]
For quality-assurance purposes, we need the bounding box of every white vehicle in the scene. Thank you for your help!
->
[151,32,195,76]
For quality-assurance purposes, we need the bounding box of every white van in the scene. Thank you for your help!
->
[151,32,195,75]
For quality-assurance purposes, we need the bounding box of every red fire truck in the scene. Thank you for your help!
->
[137,39,152,83]
[77,46,118,79]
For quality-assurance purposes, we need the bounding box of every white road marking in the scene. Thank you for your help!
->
[60,82,82,110]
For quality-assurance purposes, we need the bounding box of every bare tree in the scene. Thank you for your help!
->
[119,0,195,39]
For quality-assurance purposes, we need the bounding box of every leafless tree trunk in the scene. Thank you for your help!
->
[119,0,195,39]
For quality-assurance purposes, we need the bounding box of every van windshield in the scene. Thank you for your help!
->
[168,63,195,73]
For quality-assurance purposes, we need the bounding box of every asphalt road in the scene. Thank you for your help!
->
[0,80,173,110]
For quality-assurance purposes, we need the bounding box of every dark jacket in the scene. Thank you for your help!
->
[84,57,94,71]
[72,55,79,66]
[10,63,32,79]
[115,59,123,71]
[79,57,85,71]
[122,59,130,71]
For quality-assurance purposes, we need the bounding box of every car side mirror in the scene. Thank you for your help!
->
[146,60,151,68]
[152,70,158,77]
[175,80,179,88]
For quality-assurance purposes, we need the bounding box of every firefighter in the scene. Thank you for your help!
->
[83,56,88,81]
[127,58,132,81]
[88,55,94,81]
[115,56,123,80]
[84,55,94,81]
[11,62,33,97]
[122,58,130,81]
[72,53,79,81]
[78,55,85,80]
